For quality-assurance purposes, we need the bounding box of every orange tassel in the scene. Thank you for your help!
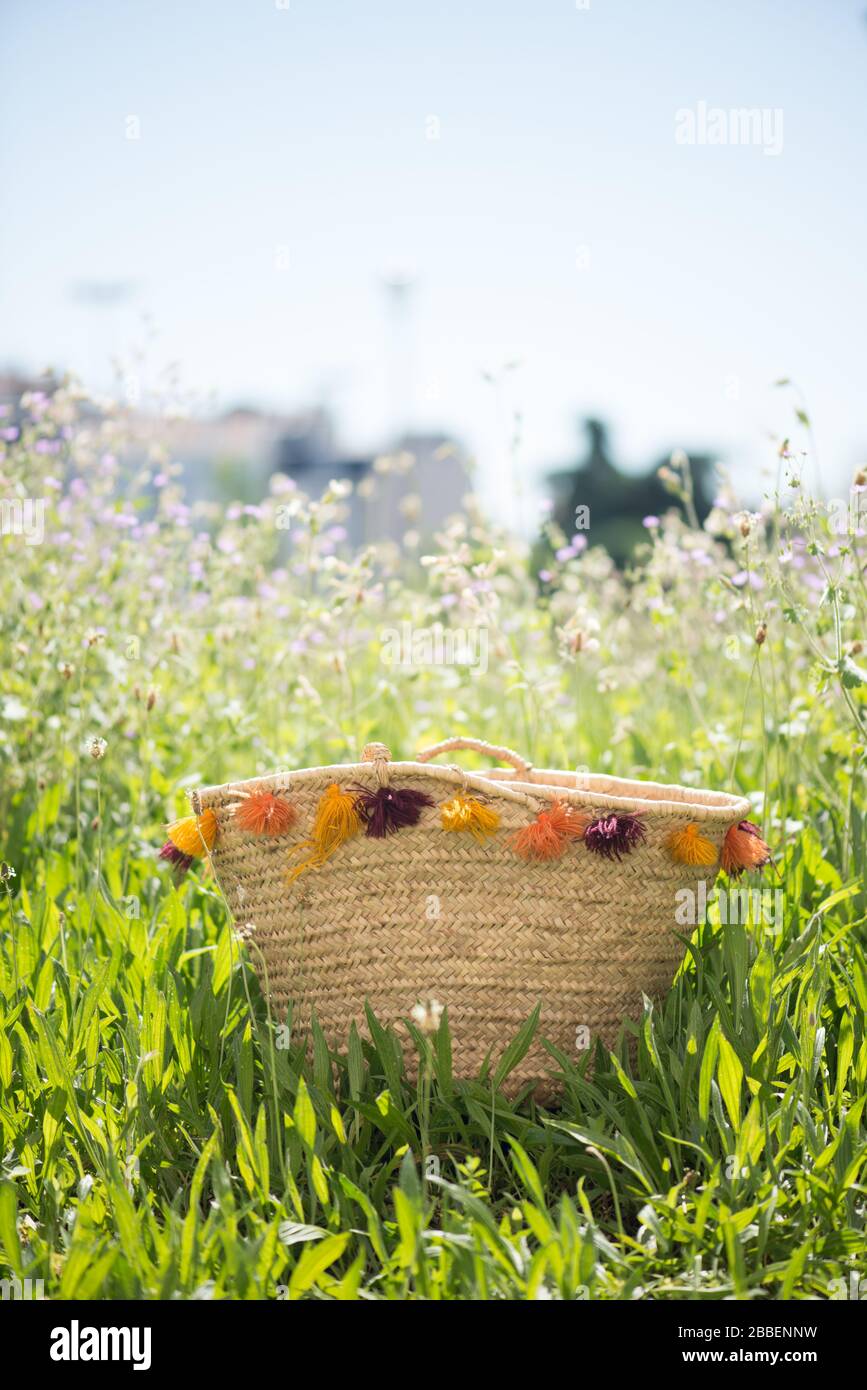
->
[668,822,718,867]
[235,790,297,836]
[287,783,361,882]
[547,802,590,841]
[165,809,217,857]
[511,800,589,861]
[721,820,771,877]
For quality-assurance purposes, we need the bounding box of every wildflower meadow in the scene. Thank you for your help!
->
[0,382,865,1302]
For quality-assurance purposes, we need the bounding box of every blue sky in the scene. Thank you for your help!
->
[1,0,865,513]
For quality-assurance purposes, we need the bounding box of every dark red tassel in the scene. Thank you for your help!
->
[584,812,646,861]
[159,840,194,884]
[350,784,434,838]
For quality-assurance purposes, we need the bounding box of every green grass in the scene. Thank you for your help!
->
[1,821,865,1299]
[0,385,865,1299]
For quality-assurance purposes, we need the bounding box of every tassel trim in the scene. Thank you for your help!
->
[164,809,217,856]
[584,812,646,861]
[234,789,298,837]
[350,784,435,838]
[287,783,362,882]
[667,822,718,866]
[159,776,763,885]
[721,820,772,877]
[440,793,500,842]
[159,807,217,884]
[511,800,589,861]
[158,841,194,885]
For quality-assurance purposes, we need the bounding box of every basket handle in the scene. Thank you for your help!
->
[415,737,532,778]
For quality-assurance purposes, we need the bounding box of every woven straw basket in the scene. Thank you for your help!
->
[191,737,751,1095]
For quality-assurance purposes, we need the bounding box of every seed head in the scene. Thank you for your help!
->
[411,996,444,1035]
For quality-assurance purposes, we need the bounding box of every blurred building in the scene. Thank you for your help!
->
[0,370,59,418]
[1,370,469,544]
[167,405,331,505]
[169,405,469,545]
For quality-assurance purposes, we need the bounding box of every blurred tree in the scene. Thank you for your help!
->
[546,418,718,565]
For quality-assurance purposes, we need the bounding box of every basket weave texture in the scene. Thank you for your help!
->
[192,738,751,1094]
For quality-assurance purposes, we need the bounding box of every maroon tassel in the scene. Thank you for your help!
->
[159,840,194,884]
[350,784,434,838]
[584,812,646,861]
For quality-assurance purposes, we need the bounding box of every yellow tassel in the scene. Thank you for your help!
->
[440,794,500,842]
[287,783,361,882]
[667,822,717,867]
[166,809,218,857]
